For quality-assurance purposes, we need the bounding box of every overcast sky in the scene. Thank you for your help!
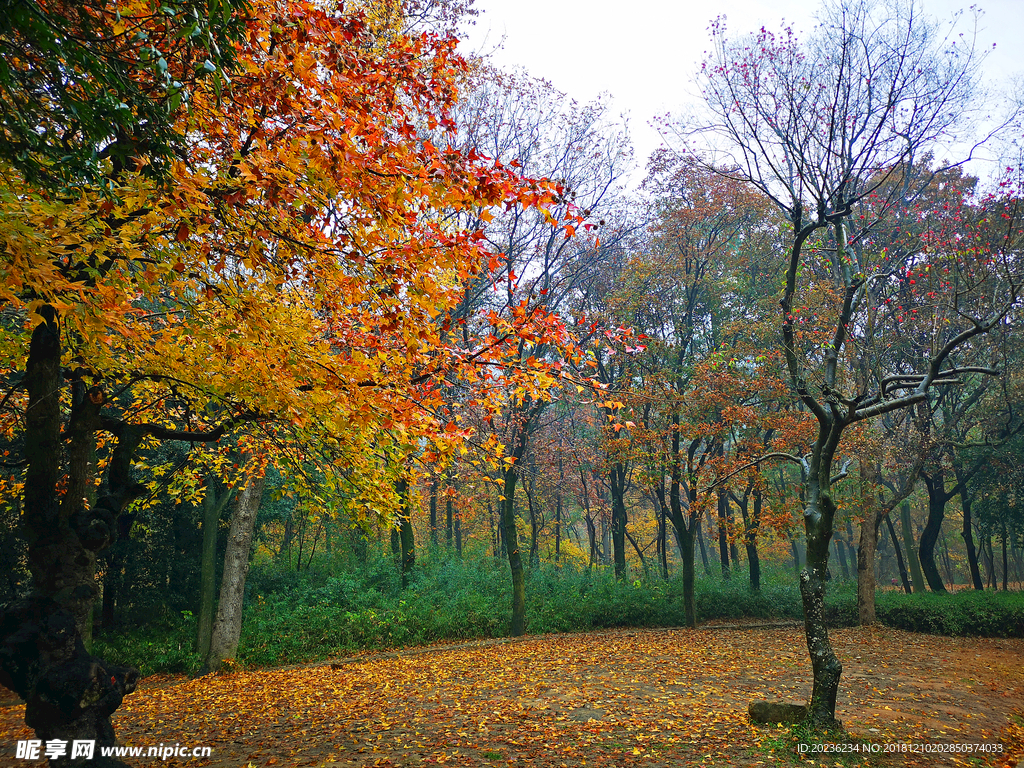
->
[457,0,1024,182]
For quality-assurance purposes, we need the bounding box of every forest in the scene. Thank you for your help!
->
[0,0,1022,765]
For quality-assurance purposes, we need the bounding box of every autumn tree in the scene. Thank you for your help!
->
[0,0,558,753]
[439,68,632,633]
[691,0,1021,725]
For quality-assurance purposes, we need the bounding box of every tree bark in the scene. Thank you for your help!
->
[445,480,454,547]
[397,478,415,589]
[900,503,925,592]
[610,461,627,579]
[205,469,266,673]
[919,472,950,592]
[953,461,984,590]
[856,461,881,625]
[501,466,526,635]
[428,476,438,548]
[801,473,842,727]
[886,513,912,594]
[717,490,731,579]
[196,477,234,658]
[1,307,138,763]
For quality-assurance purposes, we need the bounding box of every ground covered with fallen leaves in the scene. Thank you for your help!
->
[2,624,1022,767]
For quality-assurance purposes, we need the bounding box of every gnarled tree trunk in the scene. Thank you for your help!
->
[1,308,139,763]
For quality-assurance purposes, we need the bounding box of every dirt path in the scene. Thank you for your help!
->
[1,625,1021,767]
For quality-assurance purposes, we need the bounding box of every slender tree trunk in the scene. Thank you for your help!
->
[668,429,697,627]
[857,461,880,625]
[601,512,611,565]
[920,473,949,593]
[697,517,711,575]
[857,518,880,624]
[834,537,850,580]
[885,514,912,594]
[429,476,438,548]
[901,503,926,593]
[746,491,762,591]
[555,492,562,563]
[397,478,415,589]
[555,447,563,562]
[1002,519,1009,591]
[940,530,956,586]
[844,520,857,574]
[953,463,984,590]
[446,492,454,551]
[656,482,669,579]
[205,469,266,673]
[717,490,730,579]
[454,510,462,557]
[982,533,996,588]
[501,465,526,635]
[196,477,233,658]
[610,462,627,579]
[525,468,540,568]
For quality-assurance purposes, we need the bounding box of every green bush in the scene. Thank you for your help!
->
[876,589,1024,637]
[92,611,203,677]
[94,552,1024,676]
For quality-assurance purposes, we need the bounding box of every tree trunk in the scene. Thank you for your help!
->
[397,478,415,589]
[1001,519,1009,591]
[205,469,266,673]
[585,514,598,567]
[446,483,454,548]
[697,517,711,574]
[800,475,842,726]
[454,510,462,557]
[667,436,697,628]
[901,503,926,593]
[525,469,540,568]
[857,516,879,624]
[885,514,912,594]
[834,537,850,580]
[745,490,762,592]
[655,482,669,579]
[919,473,949,593]
[953,462,984,590]
[428,476,438,548]
[555,448,563,562]
[717,490,730,579]
[844,520,857,575]
[501,466,526,636]
[555,491,562,563]
[0,308,142,762]
[856,460,880,625]
[196,477,233,658]
[610,461,627,579]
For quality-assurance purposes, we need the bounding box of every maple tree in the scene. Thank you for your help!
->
[690,0,1022,725]
[433,68,632,633]
[0,0,568,753]
[602,155,809,624]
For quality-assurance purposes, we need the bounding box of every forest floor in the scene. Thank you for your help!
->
[2,622,1022,767]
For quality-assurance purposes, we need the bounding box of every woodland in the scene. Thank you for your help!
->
[0,0,1022,765]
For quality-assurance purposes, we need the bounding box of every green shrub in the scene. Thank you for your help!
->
[875,589,1024,637]
[95,552,1024,676]
[92,611,203,677]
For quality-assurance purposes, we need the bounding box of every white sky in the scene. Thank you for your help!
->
[458,0,1024,182]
